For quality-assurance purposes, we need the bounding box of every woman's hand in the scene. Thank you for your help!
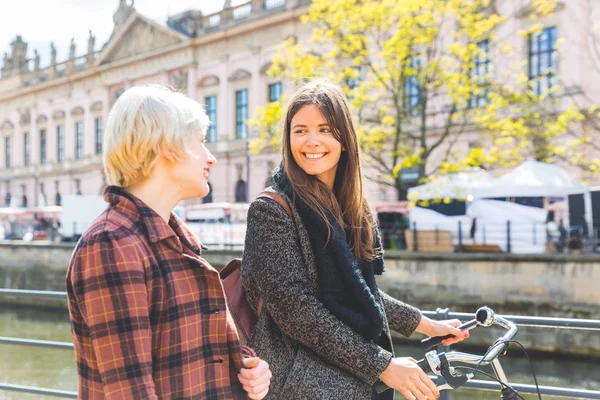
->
[416,316,469,346]
[379,357,440,400]
[238,357,272,399]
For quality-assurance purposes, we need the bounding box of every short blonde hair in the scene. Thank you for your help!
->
[103,85,210,188]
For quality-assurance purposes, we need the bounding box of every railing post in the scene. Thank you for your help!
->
[483,224,487,244]
[412,222,418,252]
[435,225,439,246]
[457,221,463,253]
[436,307,451,400]
[506,220,512,253]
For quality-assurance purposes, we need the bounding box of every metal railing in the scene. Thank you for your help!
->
[1,290,600,398]
[424,308,600,399]
[401,220,599,254]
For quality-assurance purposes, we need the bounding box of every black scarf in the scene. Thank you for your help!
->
[273,168,385,341]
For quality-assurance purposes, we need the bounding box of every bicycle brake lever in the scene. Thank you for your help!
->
[438,354,472,388]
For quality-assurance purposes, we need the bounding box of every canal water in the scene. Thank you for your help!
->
[0,305,598,400]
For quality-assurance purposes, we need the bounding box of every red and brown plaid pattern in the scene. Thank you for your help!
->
[66,186,249,399]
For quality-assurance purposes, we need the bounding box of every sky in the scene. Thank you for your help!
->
[0,0,249,67]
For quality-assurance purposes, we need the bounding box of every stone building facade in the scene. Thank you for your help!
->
[0,0,599,209]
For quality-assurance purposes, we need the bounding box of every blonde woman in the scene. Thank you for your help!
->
[66,85,271,399]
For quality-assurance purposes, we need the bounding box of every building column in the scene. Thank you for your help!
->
[30,108,39,206]
[83,99,93,158]
[187,62,198,100]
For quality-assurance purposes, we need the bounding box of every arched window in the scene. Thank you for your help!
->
[234,180,247,203]
[203,182,213,204]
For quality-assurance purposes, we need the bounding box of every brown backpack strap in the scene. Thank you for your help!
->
[255,189,292,318]
[257,299,264,317]
[257,189,293,218]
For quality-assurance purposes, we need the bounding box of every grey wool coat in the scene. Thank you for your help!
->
[241,189,423,400]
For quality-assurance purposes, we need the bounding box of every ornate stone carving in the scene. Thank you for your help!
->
[249,45,262,55]
[50,42,57,66]
[87,30,96,64]
[19,109,31,125]
[90,101,103,112]
[88,30,96,54]
[52,110,66,121]
[169,69,188,90]
[69,38,76,60]
[228,68,251,82]
[36,115,48,124]
[259,61,272,75]
[71,106,84,116]
[113,87,125,104]
[198,75,220,88]
[11,36,28,74]
[102,20,182,65]
[2,36,29,77]
[0,120,14,131]
[1,52,12,77]
[33,50,40,71]
[113,0,136,33]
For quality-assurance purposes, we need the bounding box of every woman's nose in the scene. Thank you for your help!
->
[306,131,320,146]
[207,150,217,166]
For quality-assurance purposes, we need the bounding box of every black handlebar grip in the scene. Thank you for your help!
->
[373,358,432,394]
[416,357,432,374]
[420,333,454,351]
[373,380,391,394]
[420,319,478,351]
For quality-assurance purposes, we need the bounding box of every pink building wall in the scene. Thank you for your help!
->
[0,0,599,210]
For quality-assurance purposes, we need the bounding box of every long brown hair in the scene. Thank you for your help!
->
[282,80,378,262]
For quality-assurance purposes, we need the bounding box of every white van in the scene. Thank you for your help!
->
[184,202,249,247]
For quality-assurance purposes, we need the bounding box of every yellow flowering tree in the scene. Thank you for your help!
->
[250,0,596,199]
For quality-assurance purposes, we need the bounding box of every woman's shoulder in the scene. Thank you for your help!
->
[249,186,293,216]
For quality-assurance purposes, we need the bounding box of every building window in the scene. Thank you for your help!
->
[75,179,82,195]
[5,136,11,168]
[235,179,247,202]
[345,66,362,90]
[57,125,64,162]
[55,180,61,206]
[24,132,30,166]
[40,182,47,206]
[529,26,557,96]
[235,89,248,139]
[75,121,84,160]
[40,129,47,164]
[404,57,422,116]
[95,118,103,155]
[470,40,491,108]
[268,82,282,103]
[205,96,217,143]
[21,184,27,208]
[203,182,213,203]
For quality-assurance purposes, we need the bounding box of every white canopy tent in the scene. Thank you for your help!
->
[466,199,548,253]
[408,199,550,253]
[475,160,587,198]
[475,160,592,234]
[407,167,493,201]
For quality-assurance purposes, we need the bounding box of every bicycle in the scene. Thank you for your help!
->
[375,306,543,400]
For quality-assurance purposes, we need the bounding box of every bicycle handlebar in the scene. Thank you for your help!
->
[374,306,518,394]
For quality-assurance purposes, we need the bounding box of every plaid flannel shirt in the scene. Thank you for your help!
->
[66,186,250,399]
